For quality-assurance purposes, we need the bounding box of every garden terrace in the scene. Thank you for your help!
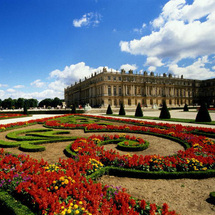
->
[0,114,215,214]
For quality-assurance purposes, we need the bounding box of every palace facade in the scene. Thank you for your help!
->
[64,67,215,108]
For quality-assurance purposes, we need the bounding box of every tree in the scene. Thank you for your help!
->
[2,98,14,109]
[119,103,125,115]
[16,98,25,109]
[52,97,62,108]
[106,104,113,115]
[28,99,38,108]
[183,103,189,112]
[39,98,53,108]
[159,100,171,119]
[135,103,143,117]
[195,102,211,122]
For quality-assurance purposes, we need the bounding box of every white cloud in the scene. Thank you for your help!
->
[14,85,24,89]
[120,0,215,77]
[168,56,215,79]
[73,12,101,28]
[120,0,215,61]
[133,23,146,34]
[0,84,8,88]
[212,66,215,70]
[0,90,5,97]
[145,57,164,67]
[120,64,137,71]
[7,88,16,93]
[31,79,45,88]
[49,62,116,86]
[148,66,156,72]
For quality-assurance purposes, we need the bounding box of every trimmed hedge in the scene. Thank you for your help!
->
[0,190,35,215]
[117,140,149,151]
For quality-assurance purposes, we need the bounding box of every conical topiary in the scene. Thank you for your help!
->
[119,103,125,115]
[106,104,113,115]
[135,103,143,117]
[183,103,189,112]
[159,100,171,119]
[23,101,28,115]
[71,104,76,114]
[195,102,211,122]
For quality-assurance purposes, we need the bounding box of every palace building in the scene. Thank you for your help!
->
[64,67,215,108]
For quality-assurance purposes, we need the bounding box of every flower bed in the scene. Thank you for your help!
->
[0,150,176,214]
[1,114,215,214]
[0,113,27,120]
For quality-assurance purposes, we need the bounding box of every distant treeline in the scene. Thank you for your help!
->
[0,97,64,109]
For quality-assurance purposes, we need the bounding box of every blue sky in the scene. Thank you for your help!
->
[0,0,215,101]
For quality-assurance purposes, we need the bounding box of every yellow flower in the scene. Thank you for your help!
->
[75,210,80,214]
[74,204,78,209]
[54,186,58,190]
[67,209,72,214]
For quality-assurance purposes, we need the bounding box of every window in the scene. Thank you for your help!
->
[127,86,131,95]
[108,86,111,96]
[119,86,122,96]
[108,76,111,80]
[119,77,122,81]
[113,76,116,81]
[114,86,117,96]
[128,99,131,105]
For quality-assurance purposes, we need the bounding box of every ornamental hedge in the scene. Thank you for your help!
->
[0,114,215,214]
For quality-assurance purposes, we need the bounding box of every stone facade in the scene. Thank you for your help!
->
[64,67,214,108]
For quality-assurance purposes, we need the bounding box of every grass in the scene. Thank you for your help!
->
[111,114,215,125]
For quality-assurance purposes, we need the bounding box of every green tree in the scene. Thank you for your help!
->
[2,98,14,109]
[39,98,52,108]
[28,99,38,108]
[195,102,211,122]
[159,100,171,119]
[135,103,143,117]
[119,103,125,115]
[16,98,25,109]
[106,104,113,115]
[52,97,62,108]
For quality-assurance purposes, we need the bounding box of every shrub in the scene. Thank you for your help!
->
[183,103,189,112]
[106,104,113,115]
[23,102,28,115]
[135,103,143,117]
[159,101,171,119]
[71,104,76,114]
[195,102,211,122]
[119,103,125,115]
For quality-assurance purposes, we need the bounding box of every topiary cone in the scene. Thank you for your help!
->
[135,103,143,117]
[159,101,171,119]
[106,104,113,115]
[195,102,211,122]
[183,103,189,111]
[119,103,126,115]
